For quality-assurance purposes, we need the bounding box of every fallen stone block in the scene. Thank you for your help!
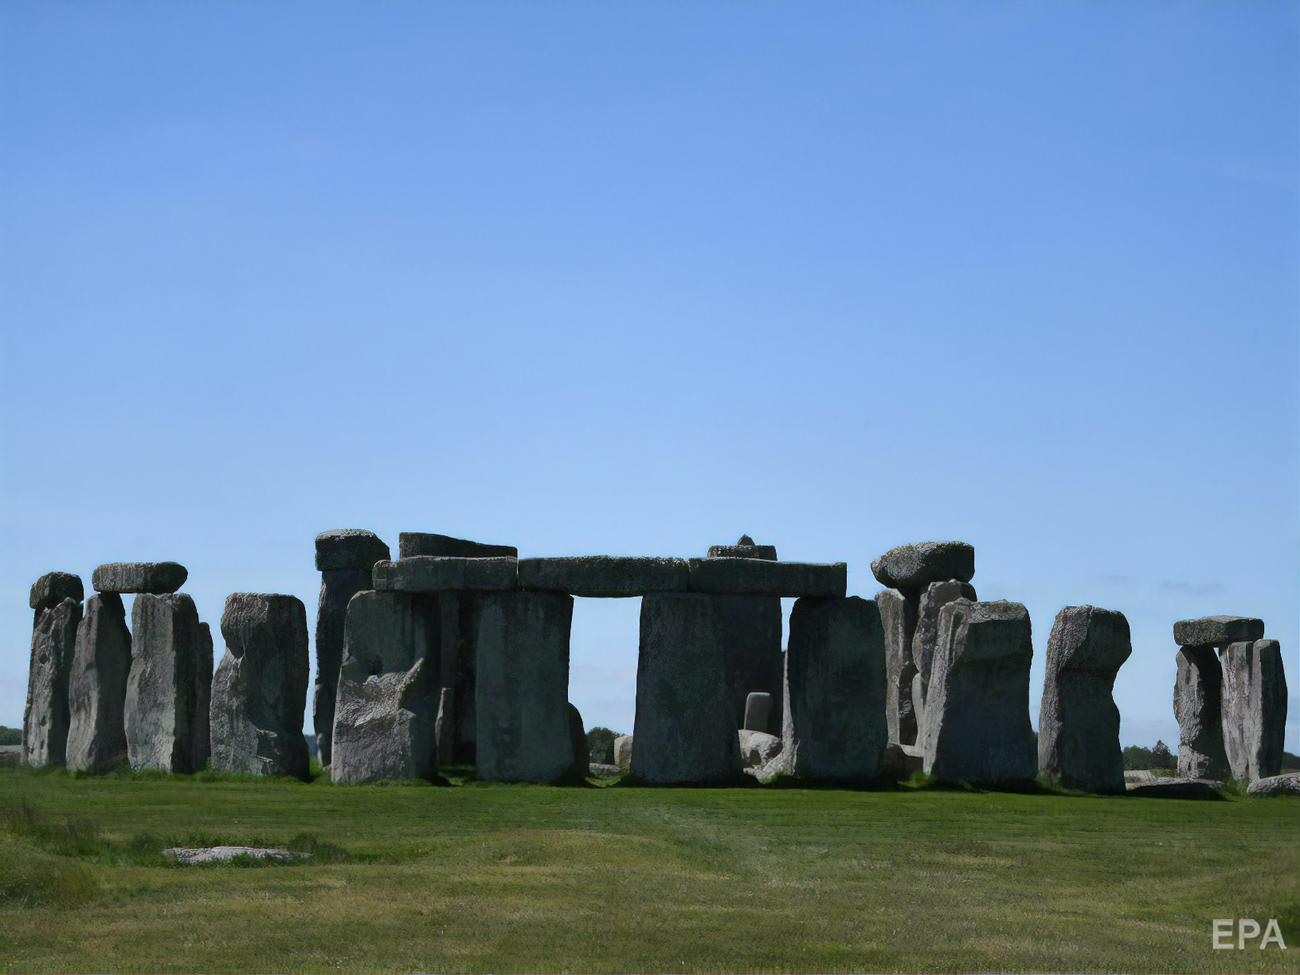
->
[738,729,783,768]
[876,589,918,746]
[92,562,188,595]
[1247,772,1300,797]
[1173,615,1264,647]
[399,532,517,559]
[23,597,81,767]
[29,572,84,614]
[164,846,309,865]
[870,541,975,591]
[373,556,519,592]
[125,594,205,773]
[1126,778,1224,800]
[687,558,846,597]
[66,594,131,773]
[1174,645,1229,780]
[518,556,689,596]
[1220,639,1287,782]
[313,566,373,766]
[314,529,390,572]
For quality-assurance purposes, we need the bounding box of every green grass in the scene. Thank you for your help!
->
[0,767,1295,973]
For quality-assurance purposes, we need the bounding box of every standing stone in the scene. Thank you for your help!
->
[613,734,633,771]
[743,692,773,732]
[434,686,456,766]
[705,536,783,734]
[1174,645,1229,780]
[876,589,918,746]
[567,703,589,780]
[66,594,131,773]
[911,580,977,717]
[631,593,742,784]
[210,594,310,779]
[124,593,205,773]
[783,596,888,781]
[1037,606,1132,793]
[923,600,1036,786]
[313,528,389,766]
[193,622,213,771]
[331,590,438,783]
[474,591,574,783]
[1220,639,1288,783]
[23,596,81,767]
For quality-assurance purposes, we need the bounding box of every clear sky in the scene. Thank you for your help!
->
[2,2,1296,752]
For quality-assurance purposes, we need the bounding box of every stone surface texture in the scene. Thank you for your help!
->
[92,561,188,595]
[613,734,633,771]
[911,580,977,715]
[66,594,132,773]
[373,556,518,593]
[29,572,83,613]
[687,558,847,598]
[1174,645,1230,780]
[314,529,390,572]
[313,566,373,766]
[164,846,309,865]
[1247,772,1300,797]
[1173,616,1265,647]
[568,702,589,780]
[870,541,975,590]
[737,729,783,767]
[23,597,81,767]
[518,556,689,597]
[876,588,918,746]
[1220,639,1287,783]
[398,532,517,559]
[124,593,205,772]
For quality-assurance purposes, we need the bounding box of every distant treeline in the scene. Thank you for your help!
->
[0,726,21,746]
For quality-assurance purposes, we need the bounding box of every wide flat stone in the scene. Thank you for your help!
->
[707,534,778,561]
[1173,615,1264,647]
[373,556,519,593]
[1247,772,1300,797]
[871,541,975,591]
[519,556,689,597]
[314,529,390,572]
[399,532,517,559]
[92,562,188,595]
[164,846,309,865]
[29,572,84,612]
[687,558,846,597]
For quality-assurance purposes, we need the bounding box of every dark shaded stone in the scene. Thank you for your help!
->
[23,597,81,767]
[314,529,390,572]
[313,567,372,766]
[474,591,574,783]
[923,600,1036,786]
[518,556,689,597]
[210,594,310,779]
[870,541,974,590]
[687,558,846,597]
[631,593,743,784]
[194,622,213,772]
[1174,645,1229,780]
[92,562,188,595]
[66,594,131,773]
[783,596,888,781]
[124,594,205,772]
[29,572,84,613]
[568,703,589,780]
[399,532,517,559]
[1220,639,1287,783]
[1173,616,1264,647]
[1037,606,1132,793]
[876,589,918,746]
[1126,778,1224,800]
[713,595,783,733]
[331,590,438,783]
[743,692,773,733]
[707,534,778,560]
[911,580,977,717]
[373,556,518,592]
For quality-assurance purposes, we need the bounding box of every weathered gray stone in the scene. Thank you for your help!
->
[1247,772,1300,797]
[313,566,372,766]
[92,562,188,595]
[518,556,689,597]
[923,600,1036,786]
[210,594,310,779]
[1173,616,1264,647]
[567,703,589,780]
[708,534,778,561]
[688,558,846,597]
[373,556,518,592]
[911,580,977,714]
[870,541,975,591]
[876,589,918,746]
[164,846,309,864]
[125,593,205,772]
[613,734,633,771]
[29,572,83,613]
[743,692,773,732]
[434,686,455,766]
[1126,778,1223,800]
[783,596,888,781]
[1174,645,1229,780]
[738,729,783,768]
[66,594,131,773]
[1037,606,1131,793]
[23,597,81,767]
[1124,769,1158,785]
[193,622,212,772]
[588,762,622,778]
[712,594,783,732]
[330,590,438,783]
[1220,639,1287,783]
[631,593,743,784]
[399,532,517,559]
[474,591,574,783]
[314,529,390,572]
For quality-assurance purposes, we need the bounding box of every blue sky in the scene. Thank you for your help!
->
[2,1,1296,751]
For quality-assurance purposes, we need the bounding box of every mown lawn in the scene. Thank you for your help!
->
[0,767,1296,974]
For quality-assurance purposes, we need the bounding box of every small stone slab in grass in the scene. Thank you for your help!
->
[588,762,622,778]
[92,562,187,595]
[1247,772,1300,797]
[373,556,519,592]
[164,846,310,865]
[687,558,846,597]
[1172,615,1264,647]
[518,556,689,597]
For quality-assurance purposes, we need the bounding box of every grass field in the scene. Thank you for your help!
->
[0,767,1296,974]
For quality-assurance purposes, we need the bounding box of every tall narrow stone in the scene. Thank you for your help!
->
[631,593,742,784]
[125,593,205,773]
[911,580,977,718]
[23,595,82,767]
[193,622,213,771]
[1220,639,1288,783]
[66,594,131,773]
[923,599,1036,786]
[1037,606,1131,793]
[313,528,390,766]
[331,590,438,783]
[210,594,310,779]
[876,589,918,746]
[705,536,783,734]
[783,596,887,781]
[1173,645,1229,780]
[474,591,574,783]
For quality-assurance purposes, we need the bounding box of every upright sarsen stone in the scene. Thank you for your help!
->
[66,594,131,773]
[210,594,310,779]
[23,596,81,767]
[705,536,783,734]
[923,600,1036,786]
[876,589,918,746]
[783,596,887,781]
[1037,606,1131,793]
[911,580,977,716]
[1174,645,1229,780]
[331,590,437,783]
[1220,639,1288,783]
[125,593,205,773]
[632,593,742,784]
[194,622,213,771]
[474,591,574,783]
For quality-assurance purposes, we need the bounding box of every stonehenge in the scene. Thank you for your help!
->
[1220,639,1287,783]
[23,574,83,767]
[124,591,207,773]
[709,536,783,736]
[66,593,132,773]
